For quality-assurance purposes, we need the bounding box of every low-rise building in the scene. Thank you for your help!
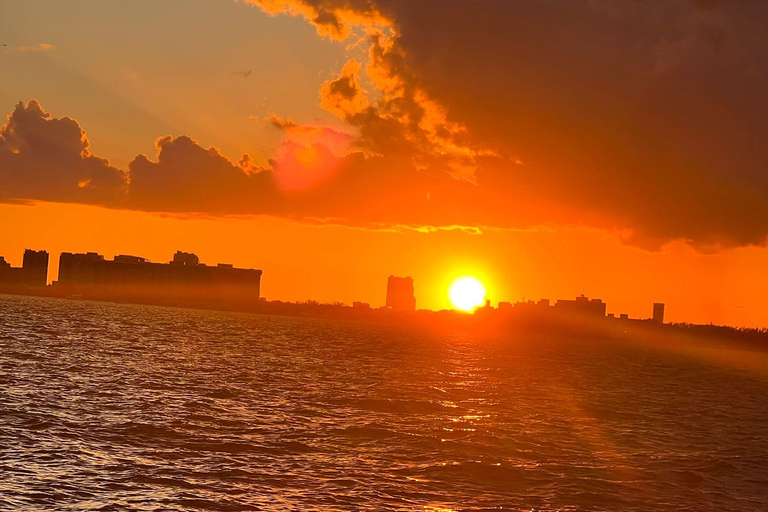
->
[55,250,262,305]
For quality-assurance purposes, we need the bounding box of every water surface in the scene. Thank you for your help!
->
[1,295,767,511]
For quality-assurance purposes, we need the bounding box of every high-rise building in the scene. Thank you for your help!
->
[386,275,416,311]
[652,303,665,324]
[22,249,49,287]
[0,249,48,288]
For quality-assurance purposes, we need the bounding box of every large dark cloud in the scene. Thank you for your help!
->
[388,0,768,249]
[243,0,768,250]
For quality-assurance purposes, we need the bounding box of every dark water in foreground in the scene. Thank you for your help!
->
[1,295,767,511]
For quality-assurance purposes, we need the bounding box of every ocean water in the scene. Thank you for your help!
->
[1,294,767,511]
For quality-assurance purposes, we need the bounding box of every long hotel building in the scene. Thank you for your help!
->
[55,250,262,305]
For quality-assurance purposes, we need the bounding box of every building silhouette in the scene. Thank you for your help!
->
[0,249,49,288]
[171,251,199,266]
[386,275,416,311]
[554,295,607,317]
[653,303,665,324]
[55,251,261,305]
[498,296,613,323]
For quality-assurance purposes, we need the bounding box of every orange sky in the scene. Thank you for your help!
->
[1,0,767,327]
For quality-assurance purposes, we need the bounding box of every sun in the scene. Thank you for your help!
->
[449,276,487,312]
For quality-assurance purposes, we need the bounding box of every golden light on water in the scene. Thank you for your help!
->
[448,276,486,312]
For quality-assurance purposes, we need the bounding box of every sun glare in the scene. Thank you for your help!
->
[449,276,487,312]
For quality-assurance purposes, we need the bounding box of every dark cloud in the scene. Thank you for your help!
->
[127,135,279,214]
[390,0,768,248]
[242,0,768,250]
[0,100,126,205]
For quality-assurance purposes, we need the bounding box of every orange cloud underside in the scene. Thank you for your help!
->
[273,142,342,191]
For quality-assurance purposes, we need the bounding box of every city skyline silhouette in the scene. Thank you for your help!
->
[3,246,766,338]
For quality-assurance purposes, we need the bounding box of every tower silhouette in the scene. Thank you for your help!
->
[22,249,49,287]
[386,276,416,311]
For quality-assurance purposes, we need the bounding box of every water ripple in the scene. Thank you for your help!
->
[1,294,767,511]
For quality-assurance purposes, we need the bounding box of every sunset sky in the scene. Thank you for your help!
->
[1,0,767,326]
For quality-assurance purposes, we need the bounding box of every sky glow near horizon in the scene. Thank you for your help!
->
[1,0,767,326]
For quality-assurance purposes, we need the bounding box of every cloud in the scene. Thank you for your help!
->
[319,59,370,119]
[242,0,389,40]
[267,113,354,157]
[0,101,126,205]
[127,135,277,213]
[19,43,53,52]
[120,128,577,231]
[232,69,252,78]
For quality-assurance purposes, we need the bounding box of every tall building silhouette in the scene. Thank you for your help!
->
[653,303,665,324]
[22,249,49,287]
[386,276,416,311]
